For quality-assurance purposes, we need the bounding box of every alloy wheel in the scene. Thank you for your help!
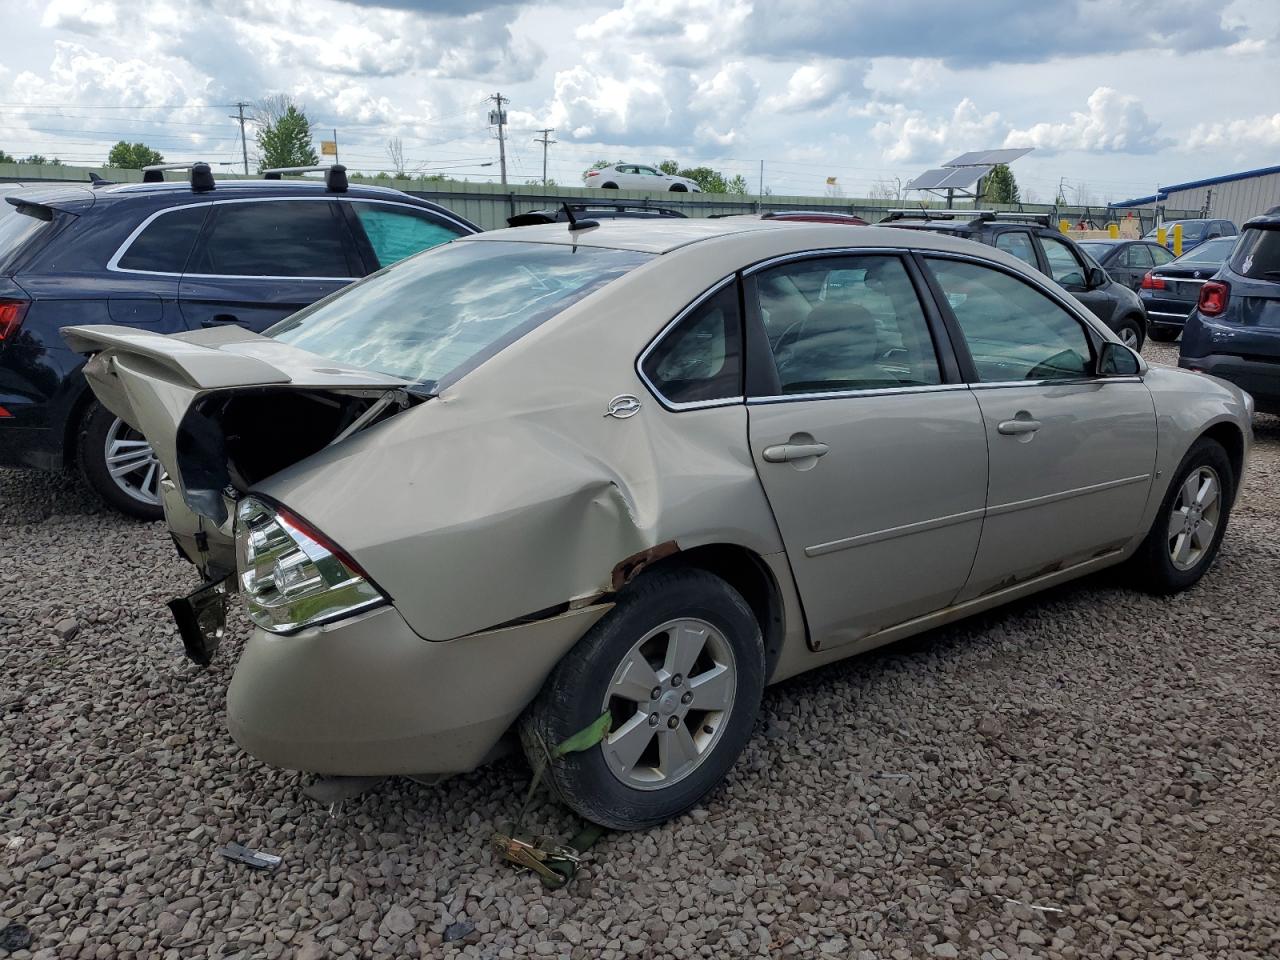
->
[1167,465,1221,571]
[103,417,162,506]
[600,617,737,790]
[1118,326,1141,349]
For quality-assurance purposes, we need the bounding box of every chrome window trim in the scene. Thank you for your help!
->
[742,245,911,276]
[634,274,745,412]
[969,375,1143,390]
[747,383,969,405]
[106,195,472,280]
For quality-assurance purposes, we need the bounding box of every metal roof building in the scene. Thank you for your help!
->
[1112,164,1280,225]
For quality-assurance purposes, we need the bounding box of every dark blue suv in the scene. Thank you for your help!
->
[1180,207,1280,415]
[0,165,478,517]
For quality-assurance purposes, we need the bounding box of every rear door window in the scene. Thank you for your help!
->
[994,230,1038,268]
[1230,227,1280,280]
[116,205,209,273]
[188,200,358,278]
[1125,244,1153,269]
[1149,245,1174,266]
[1038,235,1088,290]
[347,202,466,269]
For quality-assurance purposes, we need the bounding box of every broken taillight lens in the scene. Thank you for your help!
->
[234,497,385,633]
[1198,280,1229,317]
[0,299,29,341]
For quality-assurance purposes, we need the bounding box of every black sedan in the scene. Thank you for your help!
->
[1077,239,1176,291]
[1138,236,1239,341]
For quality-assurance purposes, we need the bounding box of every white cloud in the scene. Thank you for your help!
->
[765,62,862,112]
[1004,87,1165,154]
[864,98,1005,164]
[575,0,753,68]
[1185,113,1280,150]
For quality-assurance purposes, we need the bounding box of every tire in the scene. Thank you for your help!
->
[668,184,688,192]
[1112,314,1145,351]
[521,568,765,830]
[1148,326,1180,343]
[601,182,619,190]
[1129,437,1234,594]
[78,401,164,521]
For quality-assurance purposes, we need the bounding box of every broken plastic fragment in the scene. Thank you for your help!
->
[215,842,282,870]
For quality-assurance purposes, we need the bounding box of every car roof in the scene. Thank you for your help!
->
[463,217,1022,261]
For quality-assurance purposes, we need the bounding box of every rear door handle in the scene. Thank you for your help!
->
[762,441,830,462]
[997,417,1042,436]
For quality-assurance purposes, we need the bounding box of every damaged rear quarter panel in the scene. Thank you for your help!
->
[254,255,787,642]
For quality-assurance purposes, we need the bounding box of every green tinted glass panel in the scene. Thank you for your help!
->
[353,203,463,268]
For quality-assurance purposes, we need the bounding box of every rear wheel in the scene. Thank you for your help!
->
[521,569,764,830]
[1130,437,1233,593]
[601,182,619,189]
[1113,314,1145,351]
[1148,326,1180,342]
[669,184,688,192]
[78,401,164,521]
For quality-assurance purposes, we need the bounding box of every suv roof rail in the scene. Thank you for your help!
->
[141,162,215,191]
[261,164,348,193]
[994,211,1053,226]
[882,208,996,226]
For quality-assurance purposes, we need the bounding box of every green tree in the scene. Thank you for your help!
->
[0,149,14,164]
[982,164,1019,204]
[675,166,728,193]
[255,97,318,171]
[106,141,165,169]
[726,174,750,196]
[658,159,679,175]
[20,155,49,165]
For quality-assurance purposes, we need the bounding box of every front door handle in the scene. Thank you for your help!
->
[763,441,830,463]
[997,416,1042,436]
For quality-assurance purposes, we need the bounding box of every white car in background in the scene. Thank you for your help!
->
[584,164,702,192]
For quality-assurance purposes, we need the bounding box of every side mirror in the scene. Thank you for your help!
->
[1088,265,1108,289]
[1098,341,1141,377]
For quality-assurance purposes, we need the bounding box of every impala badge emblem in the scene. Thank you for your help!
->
[605,395,642,419]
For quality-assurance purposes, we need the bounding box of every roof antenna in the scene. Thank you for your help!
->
[562,202,598,232]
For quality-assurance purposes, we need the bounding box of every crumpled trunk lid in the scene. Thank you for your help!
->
[64,323,415,576]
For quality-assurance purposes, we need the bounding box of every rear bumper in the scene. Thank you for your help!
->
[1178,354,1280,412]
[226,602,610,776]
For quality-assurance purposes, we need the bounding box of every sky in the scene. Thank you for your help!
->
[1,0,1278,204]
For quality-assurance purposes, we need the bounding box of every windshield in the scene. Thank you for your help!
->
[1145,221,1207,240]
[269,240,653,389]
[1077,242,1112,258]
[1229,227,1280,280]
[1172,236,1236,264]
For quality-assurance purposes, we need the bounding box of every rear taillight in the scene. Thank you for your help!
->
[1198,280,1229,317]
[235,496,385,633]
[1140,271,1164,290]
[0,299,29,341]
[585,170,599,177]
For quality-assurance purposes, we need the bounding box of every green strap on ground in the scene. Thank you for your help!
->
[492,710,611,890]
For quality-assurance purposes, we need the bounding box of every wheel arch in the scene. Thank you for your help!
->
[1199,419,1246,491]
[62,379,97,468]
[633,542,787,682]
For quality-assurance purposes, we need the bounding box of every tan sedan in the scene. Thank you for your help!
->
[66,218,1252,829]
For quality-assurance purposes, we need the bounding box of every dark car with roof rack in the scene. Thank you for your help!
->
[0,162,479,518]
[1180,207,1280,414]
[880,209,1150,349]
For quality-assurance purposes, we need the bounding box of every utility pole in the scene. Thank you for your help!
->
[229,101,250,175]
[333,128,339,164]
[533,128,556,187]
[489,93,508,187]
[758,160,764,209]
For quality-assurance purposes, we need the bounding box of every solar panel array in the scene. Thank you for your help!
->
[905,166,993,191]
[944,148,1033,168]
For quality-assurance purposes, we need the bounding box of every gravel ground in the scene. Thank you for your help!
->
[2,342,1278,960]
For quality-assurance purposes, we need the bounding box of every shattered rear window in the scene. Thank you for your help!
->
[269,240,653,389]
